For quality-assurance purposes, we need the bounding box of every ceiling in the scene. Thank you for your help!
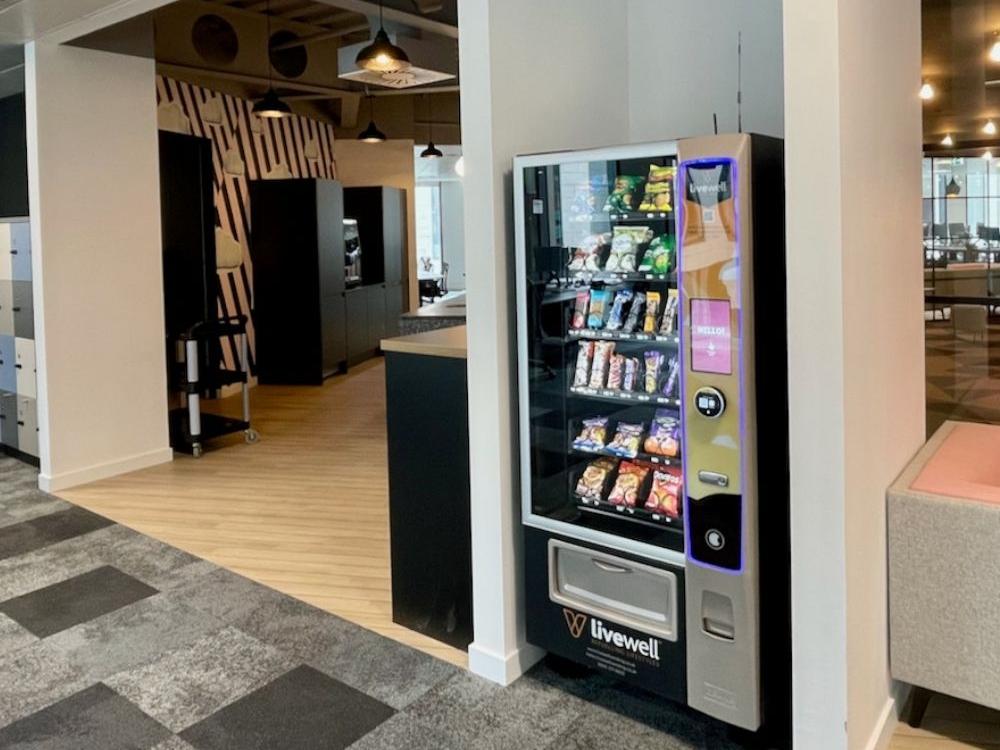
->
[922,0,1000,152]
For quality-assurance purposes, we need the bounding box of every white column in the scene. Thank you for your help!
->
[457,0,630,684]
[25,42,171,491]
[784,1,924,748]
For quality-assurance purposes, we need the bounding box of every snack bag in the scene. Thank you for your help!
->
[588,289,610,329]
[644,350,665,394]
[607,423,645,458]
[637,234,676,274]
[589,341,615,389]
[573,341,594,387]
[575,457,617,500]
[659,290,679,334]
[608,461,650,507]
[606,226,653,273]
[571,291,589,330]
[606,354,626,390]
[662,356,681,398]
[573,417,609,452]
[567,233,610,272]
[638,165,676,213]
[644,468,683,517]
[603,175,645,213]
[605,290,633,331]
[644,409,680,457]
[622,291,646,333]
[623,357,640,391]
[643,291,662,333]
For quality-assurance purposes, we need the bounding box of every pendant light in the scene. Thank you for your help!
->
[355,0,411,73]
[990,31,1000,63]
[919,82,935,101]
[945,177,961,197]
[253,0,291,119]
[358,93,386,143]
[420,96,443,159]
[985,120,998,136]
[941,133,954,147]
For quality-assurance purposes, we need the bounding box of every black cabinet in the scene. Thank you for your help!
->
[344,186,407,292]
[250,178,347,384]
[345,287,369,365]
[0,94,28,219]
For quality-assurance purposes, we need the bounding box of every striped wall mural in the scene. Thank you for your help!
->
[155,75,338,373]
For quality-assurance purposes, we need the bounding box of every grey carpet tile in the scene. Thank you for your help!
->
[346,711,466,750]
[180,665,395,750]
[0,458,41,501]
[548,703,704,750]
[0,612,38,657]
[0,566,158,638]
[0,493,72,530]
[0,640,88,728]
[0,683,171,750]
[151,737,199,750]
[0,506,113,562]
[45,594,225,684]
[105,625,297,733]
[0,523,199,602]
[162,564,295,626]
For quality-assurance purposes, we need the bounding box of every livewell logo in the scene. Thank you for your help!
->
[563,608,588,639]
[562,608,661,662]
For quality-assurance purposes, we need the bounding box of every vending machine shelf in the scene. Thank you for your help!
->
[569,386,680,408]
[569,271,677,285]
[576,497,683,529]
[570,445,681,468]
[568,329,680,344]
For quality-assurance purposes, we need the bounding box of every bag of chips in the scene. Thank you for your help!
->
[638,165,676,213]
[589,341,615,389]
[659,290,679,334]
[606,226,654,273]
[623,291,646,333]
[608,461,650,507]
[638,234,676,274]
[606,354,626,390]
[607,423,645,458]
[588,289,610,329]
[623,357,640,391]
[567,233,610,272]
[644,467,683,517]
[573,417,609,452]
[575,457,617,500]
[605,290,633,331]
[573,341,594,387]
[663,356,681,398]
[644,350,664,394]
[643,291,662,333]
[571,291,589,330]
[603,175,645,213]
[644,409,680,457]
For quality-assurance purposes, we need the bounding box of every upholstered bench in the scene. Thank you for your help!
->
[888,420,1000,726]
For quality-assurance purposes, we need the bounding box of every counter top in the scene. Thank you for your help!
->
[381,325,467,359]
[402,292,467,320]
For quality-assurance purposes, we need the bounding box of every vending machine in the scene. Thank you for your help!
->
[514,134,790,746]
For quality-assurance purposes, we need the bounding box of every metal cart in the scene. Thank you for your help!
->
[168,316,258,457]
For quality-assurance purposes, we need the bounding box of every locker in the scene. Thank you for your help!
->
[0,391,17,450]
[0,282,12,336]
[15,337,35,398]
[10,222,31,282]
[12,281,32,339]
[17,396,38,457]
[0,334,14,393]
[0,224,11,281]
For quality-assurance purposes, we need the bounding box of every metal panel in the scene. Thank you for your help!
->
[0,282,13,337]
[14,336,35,398]
[0,333,14,393]
[11,280,32,339]
[0,391,17,449]
[16,395,38,457]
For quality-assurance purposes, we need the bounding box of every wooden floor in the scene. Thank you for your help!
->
[891,692,1000,749]
[58,358,467,669]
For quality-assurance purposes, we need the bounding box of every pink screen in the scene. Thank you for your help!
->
[690,299,732,375]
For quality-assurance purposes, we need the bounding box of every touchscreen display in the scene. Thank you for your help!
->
[690,299,732,375]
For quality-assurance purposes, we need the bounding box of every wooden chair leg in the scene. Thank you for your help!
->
[907,686,934,728]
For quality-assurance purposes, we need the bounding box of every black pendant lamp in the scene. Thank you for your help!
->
[945,177,961,197]
[355,0,411,73]
[358,94,386,143]
[253,0,291,119]
[420,96,443,158]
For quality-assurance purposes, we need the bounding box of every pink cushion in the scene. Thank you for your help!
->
[910,423,1000,506]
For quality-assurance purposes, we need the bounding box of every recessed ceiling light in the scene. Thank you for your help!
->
[985,120,998,136]
[920,82,935,100]
[941,134,954,147]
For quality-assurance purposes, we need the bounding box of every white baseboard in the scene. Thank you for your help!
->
[863,682,912,750]
[468,641,546,686]
[39,447,173,492]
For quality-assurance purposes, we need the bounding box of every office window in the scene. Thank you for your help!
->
[416,184,443,273]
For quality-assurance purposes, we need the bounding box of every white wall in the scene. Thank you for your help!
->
[784,1,924,749]
[628,0,784,141]
[458,0,630,684]
[440,181,465,290]
[333,139,418,310]
[25,42,171,491]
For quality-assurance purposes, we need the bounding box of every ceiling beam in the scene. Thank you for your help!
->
[270,22,369,49]
[158,61,356,98]
[242,0,307,13]
[187,0,329,34]
[309,0,457,38]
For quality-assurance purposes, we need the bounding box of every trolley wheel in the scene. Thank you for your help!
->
[245,429,259,444]
[192,443,204,458]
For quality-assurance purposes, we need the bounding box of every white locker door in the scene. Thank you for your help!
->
[15,337,36,398]
[0,225,11,281]
[17,396,38,457]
